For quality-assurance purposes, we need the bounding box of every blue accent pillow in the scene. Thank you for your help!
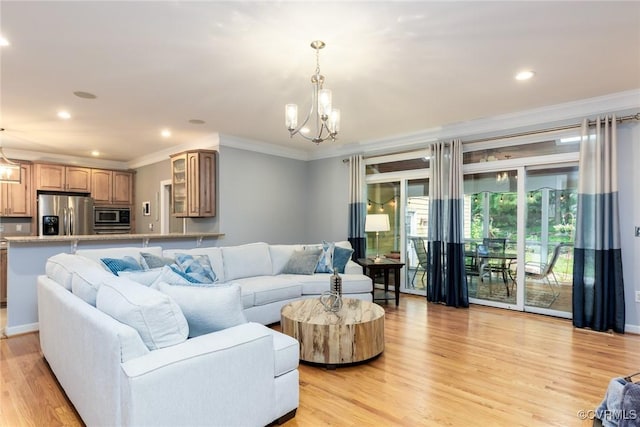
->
[101,256,143,275]
[315,241,335,273]
[332,246,354,274]
[174,253,217,284]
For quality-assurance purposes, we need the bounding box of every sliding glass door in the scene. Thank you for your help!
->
[464,169,519,308]
[405,179,429,294]
[523,165,577,317]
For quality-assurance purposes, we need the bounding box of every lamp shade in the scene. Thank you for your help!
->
[365,214,390,233]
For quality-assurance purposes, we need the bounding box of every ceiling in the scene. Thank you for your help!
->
[1,1,639,163]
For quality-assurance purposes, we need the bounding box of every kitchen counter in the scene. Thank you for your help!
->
[4,232,224,244]
[3,232,225,337]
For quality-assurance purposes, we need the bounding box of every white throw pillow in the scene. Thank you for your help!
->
[153,282,247,338]
[222,242,273,281]
[96,277,188,350]
[45,253,103,291]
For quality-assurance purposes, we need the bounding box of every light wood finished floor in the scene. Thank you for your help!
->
[1,295,639,426]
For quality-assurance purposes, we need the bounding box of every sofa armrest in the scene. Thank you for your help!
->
[344,259,363,275]
[120,322,279,426]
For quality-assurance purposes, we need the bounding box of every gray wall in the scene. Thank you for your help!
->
[306,156,350,243]
[217,146,310,245]
[134,159,171,234]
[618,121,640,331]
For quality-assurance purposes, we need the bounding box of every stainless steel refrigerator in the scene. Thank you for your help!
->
[38,193,94,236]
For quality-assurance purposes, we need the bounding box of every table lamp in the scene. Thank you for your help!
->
[365,214,390,263]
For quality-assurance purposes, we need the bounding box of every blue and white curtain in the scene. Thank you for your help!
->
[348,155,366,260]
[573,115,625,332]
[427,140,469,307]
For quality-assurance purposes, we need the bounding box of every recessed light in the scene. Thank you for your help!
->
[57,110,71,119]
[91,150,100,157]
[0,36,9,47]
[161,129,171,138]
[515,70,535,81]
[188,119,206,125]
[73,91,97,99]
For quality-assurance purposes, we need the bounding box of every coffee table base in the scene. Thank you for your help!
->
[281,298,385,367]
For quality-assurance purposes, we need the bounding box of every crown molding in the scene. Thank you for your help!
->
[218,134,310,161]
[127,133,220,169]
[308,89,640,161]
[3,148,130,170]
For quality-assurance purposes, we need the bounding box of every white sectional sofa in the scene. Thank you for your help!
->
[37,241,372,426]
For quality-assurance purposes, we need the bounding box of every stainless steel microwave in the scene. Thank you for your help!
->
[94,207,131,225]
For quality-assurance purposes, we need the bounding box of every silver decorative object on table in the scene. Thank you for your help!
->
[320,269,343,312]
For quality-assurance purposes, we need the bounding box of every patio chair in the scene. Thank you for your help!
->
[409,237,428,287]
[482,238,508,283]
[523,243,566,306]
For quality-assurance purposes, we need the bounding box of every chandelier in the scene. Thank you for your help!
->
[0,128,21,184]
[285,40,340,145]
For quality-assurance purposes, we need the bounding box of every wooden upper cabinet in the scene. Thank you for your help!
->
[0,163,33,217]
[90,169,112,204]
[35,163,91,193]
[91,169,133,205]
[170,149,216,218]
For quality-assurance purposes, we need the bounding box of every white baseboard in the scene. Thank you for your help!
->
[5,322,39,337]
[624,323,640,335]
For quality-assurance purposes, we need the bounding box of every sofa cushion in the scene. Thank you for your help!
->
[281,248,322,275]
[70,263,115,306]
[293,273,373,295]
[101,256,144,275]
[269,244,303,275]
[76,246,164,270]
[174,253,217,283]
[163,247,225,283]
[270,330,299,377]
[153,282,247,338]
[45,253,104,291]
[232,276,302,306]
[222,242,272,281]
[96,277,188,350]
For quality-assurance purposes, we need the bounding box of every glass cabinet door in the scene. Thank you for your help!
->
[171,154,187,216]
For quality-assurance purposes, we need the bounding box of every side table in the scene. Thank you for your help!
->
[357,258,405,306]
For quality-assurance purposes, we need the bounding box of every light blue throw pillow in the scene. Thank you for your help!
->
[315,241,335,273]
[101,256,143,275]
[332,246,354,274]
[153,282,247,338]
[174,253,217,284]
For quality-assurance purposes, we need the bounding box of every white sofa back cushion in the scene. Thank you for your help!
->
[269,244,303,275]
[76,246,164,270]
[222,242,272,281]
[96,277,189,350]
[71,264,117,306]
[45,253,104,291]
[153,282,247,338]
[162,247,225,283]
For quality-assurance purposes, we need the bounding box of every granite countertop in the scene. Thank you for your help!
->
[3,232,224,244]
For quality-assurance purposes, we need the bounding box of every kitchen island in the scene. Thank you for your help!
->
[3,232,224,336]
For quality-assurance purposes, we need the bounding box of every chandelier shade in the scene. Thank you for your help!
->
[0,128,21,184]
[285,40,340,145]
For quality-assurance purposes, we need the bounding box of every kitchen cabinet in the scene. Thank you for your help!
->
[0,163,32,217]
[35,163,91,193]
[170,150,216,217]
[91,169,134,205]
[1,248,6,307]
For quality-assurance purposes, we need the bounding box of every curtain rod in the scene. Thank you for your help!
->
[343,111,640,163]
[462,112,640,145]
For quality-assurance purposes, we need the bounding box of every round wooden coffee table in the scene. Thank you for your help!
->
[281,298,384,368]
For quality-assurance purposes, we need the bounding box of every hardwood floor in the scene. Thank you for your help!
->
[1,295,639,426]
